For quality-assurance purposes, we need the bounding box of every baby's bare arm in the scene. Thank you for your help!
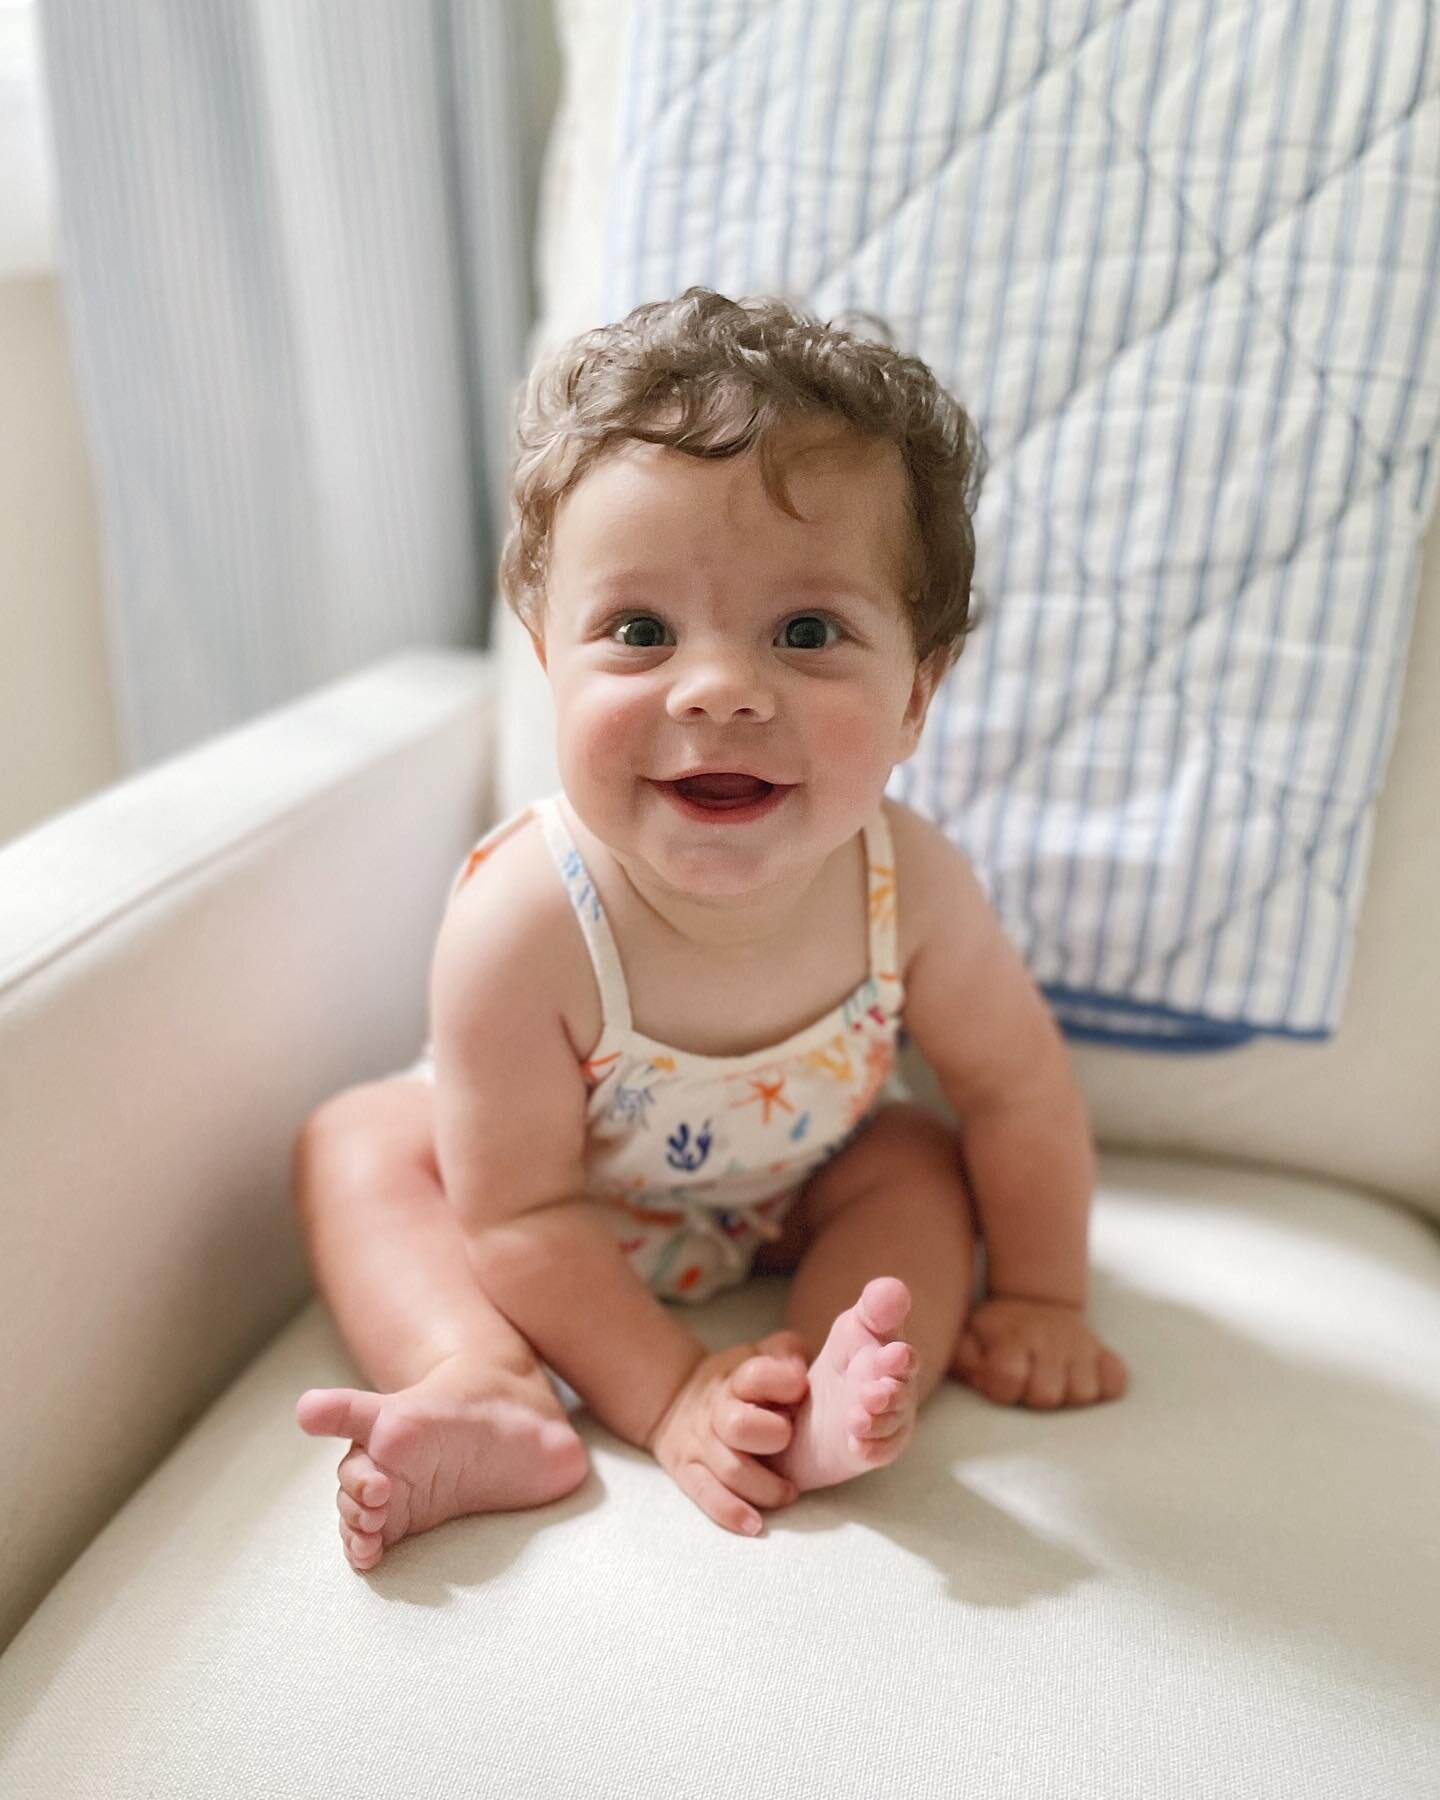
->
[427,866,709,1448]
[895,809,1095,1309]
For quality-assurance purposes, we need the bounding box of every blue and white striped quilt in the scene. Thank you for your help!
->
[602,0,1440,1049]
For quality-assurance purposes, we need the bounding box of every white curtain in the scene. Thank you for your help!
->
[37,0,549,768]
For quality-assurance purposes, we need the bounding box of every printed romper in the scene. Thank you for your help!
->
[409,795,908,1303]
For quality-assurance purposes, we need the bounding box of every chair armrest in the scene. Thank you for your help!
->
[0,647,497,1648]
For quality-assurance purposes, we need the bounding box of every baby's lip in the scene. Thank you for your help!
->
[661,768,794,786]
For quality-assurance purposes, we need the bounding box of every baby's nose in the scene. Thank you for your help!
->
[665,650,776,723]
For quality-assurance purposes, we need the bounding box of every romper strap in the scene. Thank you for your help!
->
[861,805,901,991]
[533,795,634,1034]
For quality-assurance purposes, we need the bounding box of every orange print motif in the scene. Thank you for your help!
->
[802,1036,855,1085]
[580,1050,622,1088]
[868,862,896,928]
[733,1073,795,1126]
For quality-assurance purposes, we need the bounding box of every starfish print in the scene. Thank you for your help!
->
[733,1073,796,1126]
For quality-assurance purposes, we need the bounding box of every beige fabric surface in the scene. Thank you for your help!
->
[0,649,497,1649]
[1,1152,1436,1798]
[501,0,1440,1214]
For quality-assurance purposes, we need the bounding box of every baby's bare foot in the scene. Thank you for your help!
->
[769,1277,921,1493]
[295,1353,588,1571]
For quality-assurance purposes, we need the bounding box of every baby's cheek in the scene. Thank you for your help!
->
[566,684,653,769]
[807,697,891,776]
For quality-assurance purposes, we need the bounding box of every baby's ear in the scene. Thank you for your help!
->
[901,651,946,750]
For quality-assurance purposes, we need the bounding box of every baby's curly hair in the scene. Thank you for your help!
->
[500,287,987,669]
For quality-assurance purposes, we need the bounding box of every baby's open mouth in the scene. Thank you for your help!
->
[670,773,775,807]
[658,773,793,818]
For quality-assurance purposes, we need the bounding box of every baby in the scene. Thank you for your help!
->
[294,288,1128,1571]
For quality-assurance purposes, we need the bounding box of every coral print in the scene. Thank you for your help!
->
[666,1120,714,1172]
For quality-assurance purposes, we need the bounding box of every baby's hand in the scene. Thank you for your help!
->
[955,1297,1128,1410]
[647,1331,810,1536]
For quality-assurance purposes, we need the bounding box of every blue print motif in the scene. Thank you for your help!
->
[789,1111,811,1142]
[559,848,602,923]
[610,1083,656,1129]
[666,1119,714,1172]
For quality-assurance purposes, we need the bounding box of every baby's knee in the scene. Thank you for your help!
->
[291,1079,434,1217]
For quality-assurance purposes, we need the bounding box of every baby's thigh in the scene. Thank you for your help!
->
[799,1102,975,1237]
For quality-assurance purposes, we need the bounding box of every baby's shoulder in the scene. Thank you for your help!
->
[430,807,597,1051]
[881,795,995,974]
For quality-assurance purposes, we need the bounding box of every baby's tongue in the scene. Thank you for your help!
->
[674,773,770,804]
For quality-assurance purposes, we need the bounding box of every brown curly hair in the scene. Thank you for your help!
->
[499,287,986,669]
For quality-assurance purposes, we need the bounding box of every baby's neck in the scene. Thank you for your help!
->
[621,856,834,953]
[561,799,845,954]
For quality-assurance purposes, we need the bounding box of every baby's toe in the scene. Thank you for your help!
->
[851,1404,910,1441]
[340,1519,384,1571]
[338,1448,390,1509]
[857,1375,903,1414]
[338,1488,387,1535]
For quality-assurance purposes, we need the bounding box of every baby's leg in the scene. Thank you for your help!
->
[293,1077,588,1569]
[767,1103,975,1492]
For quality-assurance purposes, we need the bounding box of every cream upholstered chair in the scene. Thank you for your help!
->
[3,3,1438,1793]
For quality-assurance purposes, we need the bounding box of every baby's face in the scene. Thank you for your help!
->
[530,429,940,901]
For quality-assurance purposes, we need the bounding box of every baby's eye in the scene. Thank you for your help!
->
[611,615,672,649]
[778,614,841,650]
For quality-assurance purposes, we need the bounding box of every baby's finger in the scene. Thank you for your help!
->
[729,1353,809,1407]
[1023,1355,1068,1410]
[709,1443,798,1512]
[979,1344,1033,1407]
[1066,1354,1102,1407]
[756,1328,809,1362]
[1098,1349,1129,1400]
[716,1394,793,1455]
[675,1461,764,1537]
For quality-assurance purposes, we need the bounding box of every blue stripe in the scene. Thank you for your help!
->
[1235,0,1396,1019]
[930,0,1031,824]
[1007,0,1114,963]
[1098,0,1288,999]
[704,4,753,299]
[811,0,859,289]
[736,0,779,294]
[1305,117,1430,1019]
[603,4,650,320]
[1173,0,1354,1015]
[839,0,896,312]
[873,0,937,327]
[978,53,1087,930]
[775,0,819,289]
[1065,0,1224,993]
[1045,3,1171,985]
[628,5,672,313]
[894,0,978,812]
[1316,483,1413,1023]
[668,4,716,299]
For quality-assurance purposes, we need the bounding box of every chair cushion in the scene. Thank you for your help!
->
[3,1152,1435,1797]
